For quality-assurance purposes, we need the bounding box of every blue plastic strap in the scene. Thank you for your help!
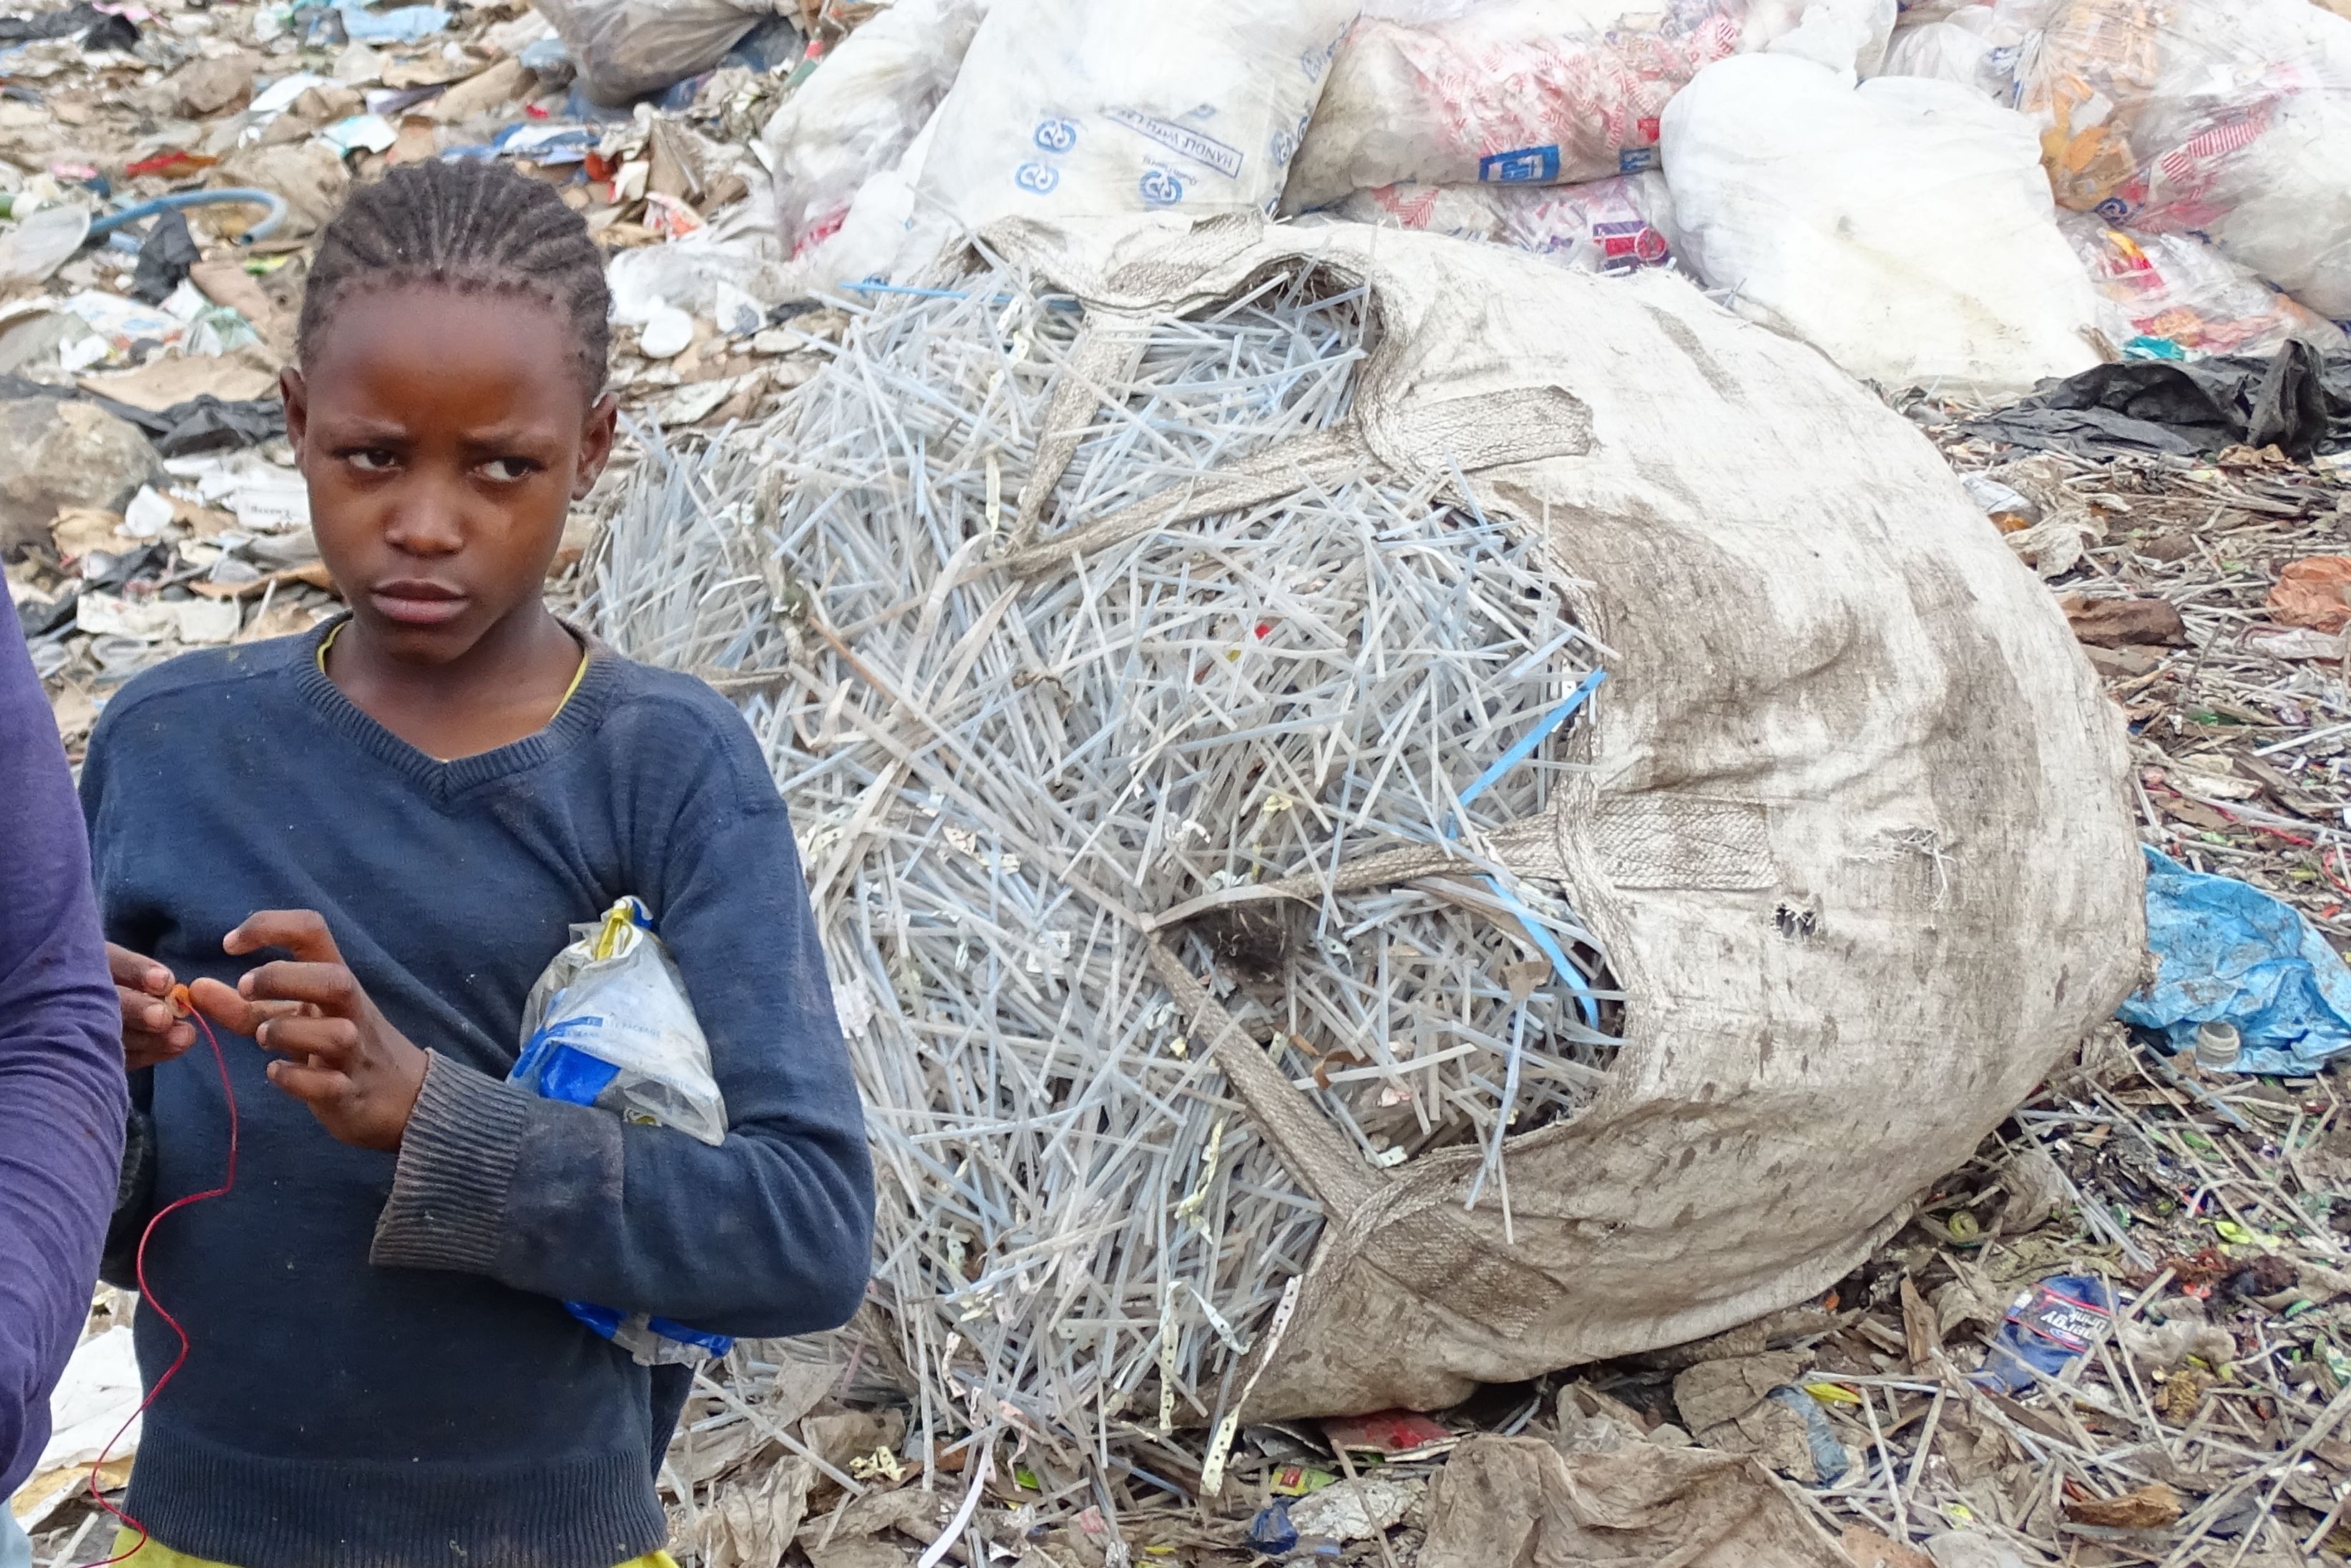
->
[1484,874,1600,1029]
[1437,669,1608,1024]
[1457,668,1605,812]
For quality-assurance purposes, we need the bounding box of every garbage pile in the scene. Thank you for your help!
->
[762,0,2350,396]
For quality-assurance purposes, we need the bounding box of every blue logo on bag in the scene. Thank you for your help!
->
[1480,144,1560,182]
[1617,146,1661,174]
[1015,162,1060,195]
[1032,117,1077,154]
[1138,167,1185,207]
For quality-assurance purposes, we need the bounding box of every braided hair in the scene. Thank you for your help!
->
[297,160,611,396]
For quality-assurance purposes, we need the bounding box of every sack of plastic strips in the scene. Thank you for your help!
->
[529,0,771,104]
[1334,174,1678,275]
[2010,0,2351,318]
[1661,53,2105,398]
[760,0,990,268]
[2063,214,2347,362]
[1284,0,1833,211]
[511,897,732,1366]
[907,0,1354,232]
[586,210,2144,1429]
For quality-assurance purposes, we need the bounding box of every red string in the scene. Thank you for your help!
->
[87,1005,239,1566]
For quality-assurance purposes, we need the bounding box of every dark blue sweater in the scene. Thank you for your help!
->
[1,582,127,1500]
[81,624,873,1568]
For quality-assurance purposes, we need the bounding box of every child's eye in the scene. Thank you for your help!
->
[344,449,397,472]
[481,457,539,483]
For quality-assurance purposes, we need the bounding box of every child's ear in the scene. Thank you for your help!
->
[572,393,618,501]
[281,368,308,454]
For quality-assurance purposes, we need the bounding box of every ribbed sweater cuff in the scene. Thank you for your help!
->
[371,1050,530,1275]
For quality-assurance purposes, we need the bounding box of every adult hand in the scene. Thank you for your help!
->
[109,942,194,1071]
[187,909,427,1153]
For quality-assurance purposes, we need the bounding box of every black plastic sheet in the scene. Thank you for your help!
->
[1965,343,2351,461]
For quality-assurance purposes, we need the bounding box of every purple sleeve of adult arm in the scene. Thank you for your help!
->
[0,582,128,1497]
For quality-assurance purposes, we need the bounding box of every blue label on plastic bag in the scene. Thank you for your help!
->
[1480,144,1560,182]
[1617,146,1661,174]
[516,1019,626,1109]
[1138,168,1186,207]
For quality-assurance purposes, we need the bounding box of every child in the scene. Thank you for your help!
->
[84,160,874,1568]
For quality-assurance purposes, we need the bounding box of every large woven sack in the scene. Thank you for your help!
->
[979,212,2144,1421]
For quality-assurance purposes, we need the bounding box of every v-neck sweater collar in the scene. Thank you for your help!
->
[289,617,620,798]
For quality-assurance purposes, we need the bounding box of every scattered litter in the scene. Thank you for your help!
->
[637,303,692,358]
[1324,1408,1456,1460]
[2269,555,2351,632]
[335,0,448,46]
[0,204,90,284]
[127,211,203,308]
[1421,1434,1847,1568]
[1971,1271,2115,1393]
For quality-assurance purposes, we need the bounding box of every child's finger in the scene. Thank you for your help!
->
[225,909,346,966]
[123,1024,196,1071]
[118,982,177,1037]
[264,1059,349,1107]
[238,960,365,1016]
[185,979,307,1037]
[185,976,259,1034]
[255,1014,361,1068]
[107,944,172,996]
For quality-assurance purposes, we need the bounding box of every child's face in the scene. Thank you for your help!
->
[283,284,615,665]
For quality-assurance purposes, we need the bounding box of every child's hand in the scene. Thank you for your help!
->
[109,943,195,1070]
[186,910,429,1153]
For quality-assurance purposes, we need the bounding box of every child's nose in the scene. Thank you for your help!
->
[380,477,467,556]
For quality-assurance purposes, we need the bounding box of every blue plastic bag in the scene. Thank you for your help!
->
[2117,846,2351,1074]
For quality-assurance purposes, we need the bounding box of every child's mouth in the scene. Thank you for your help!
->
[371,581,470,627]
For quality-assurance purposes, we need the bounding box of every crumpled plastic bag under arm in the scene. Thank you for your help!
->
[510,897,734,1365]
